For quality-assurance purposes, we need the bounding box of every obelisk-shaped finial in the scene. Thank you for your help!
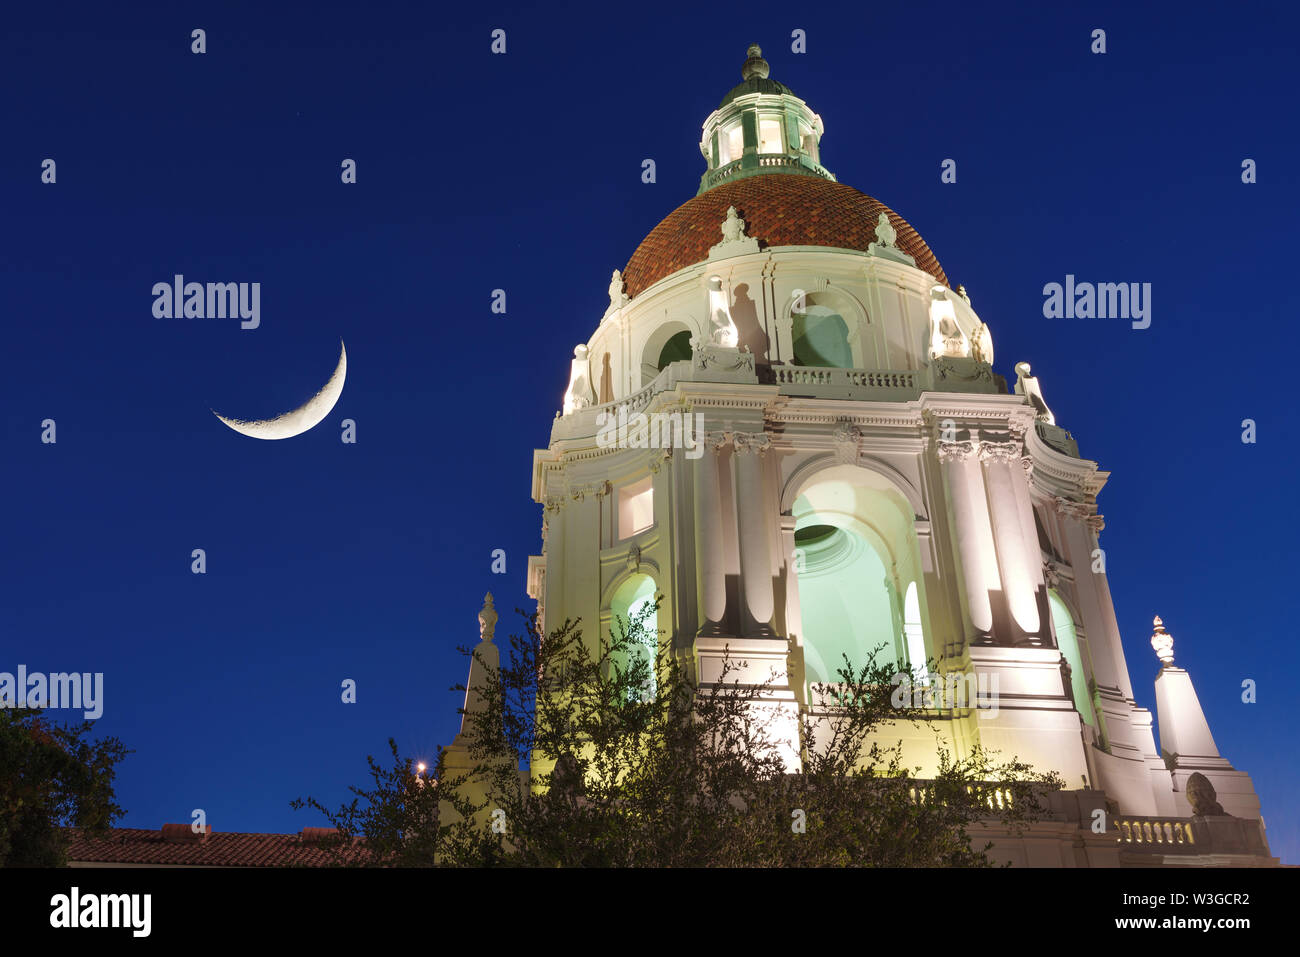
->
[478,592,497,644]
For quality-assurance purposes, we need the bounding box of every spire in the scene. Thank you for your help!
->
[1151,615,1231,777]
[454,592,502,745]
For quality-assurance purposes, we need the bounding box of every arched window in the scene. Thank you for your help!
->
[791,305,851,368]
[610,575,658,702]
[903,582,927,683]
[1049,590,1096,728]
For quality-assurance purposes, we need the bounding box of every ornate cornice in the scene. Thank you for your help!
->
[1054,495,1105,532]
[569,479,612,503]
[543,475,613,512]
[764,396,926,431]
[1054,497,1091,520]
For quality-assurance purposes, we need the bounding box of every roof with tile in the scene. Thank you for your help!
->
[620,173,948,300]
[65,825,368,867]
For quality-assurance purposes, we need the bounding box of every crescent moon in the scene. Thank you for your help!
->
[212,340,346,440]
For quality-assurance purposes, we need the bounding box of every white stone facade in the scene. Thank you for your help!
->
[486,47,1278,867]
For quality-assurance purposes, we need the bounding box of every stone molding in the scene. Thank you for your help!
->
[732,432,773,456]
[978,440,1022,464]
[936,439,976,463]
[831,421,861,464]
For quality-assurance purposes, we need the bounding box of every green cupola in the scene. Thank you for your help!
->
[698,44,836,194]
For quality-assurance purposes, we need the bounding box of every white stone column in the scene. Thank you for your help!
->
[1056,498,1132,699]
[938,440,996,640]
[694,432,729,635]
[1013,453,1051,642]
[779,514,806,702]
[541,494,566,639]
[980,440,1041,641]
[885,570,905,668]
[733,431,775,636]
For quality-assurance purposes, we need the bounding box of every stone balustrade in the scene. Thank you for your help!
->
[773,365,919,395]
[1114,816,1197,849]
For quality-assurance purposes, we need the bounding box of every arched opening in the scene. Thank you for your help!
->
[640,322,694,387]
[903,581,927,683]
[790,464,927,702]
[791,305,851,368]
[794,523,893,687]
[610,574,658,702]
[656,330,692,370]
[1049,590,1096,728]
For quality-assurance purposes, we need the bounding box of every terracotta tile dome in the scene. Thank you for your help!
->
[621,173,948,299]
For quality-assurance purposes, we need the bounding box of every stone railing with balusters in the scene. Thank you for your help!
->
[1114,816,1198,851]
[553,357,999,441]
[701,154,836,190]
[904,781,1020,813]
[552,375,663,443]
[703,159,743,190]
[1112,814,1271,857]
[772,365,922,400]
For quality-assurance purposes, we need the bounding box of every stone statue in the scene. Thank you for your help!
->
[874,211,896,248]
[939,317,966,357]
[971,322,993,364]
[1014,362,1056,425]
[708,205,759,260]
[928,290,969,359]
[1186,772,1227,816]
[721,205,746,243]
[608,269,628,309]
[706,276,739,347]
[562,344,596,415]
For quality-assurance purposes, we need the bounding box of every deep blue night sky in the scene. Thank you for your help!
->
[3,1,1296,863]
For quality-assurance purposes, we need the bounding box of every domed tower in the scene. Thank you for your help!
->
[516,45,1272,864]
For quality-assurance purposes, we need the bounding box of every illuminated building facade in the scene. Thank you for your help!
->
[446,45,1276,866]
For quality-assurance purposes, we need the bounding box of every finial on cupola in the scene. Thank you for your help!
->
[741,43,770,80]
[1150,615,1174,666]
[478,592,498,644]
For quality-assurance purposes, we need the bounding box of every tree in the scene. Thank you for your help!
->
[0,708,129,867]
[290,738,502,867]
[299,600,1061,866]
